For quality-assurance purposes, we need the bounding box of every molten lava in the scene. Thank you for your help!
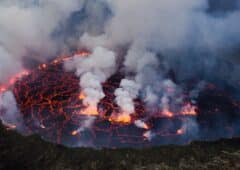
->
[109,113,132,124]
[0,51,239,148]
[79,107,99,116]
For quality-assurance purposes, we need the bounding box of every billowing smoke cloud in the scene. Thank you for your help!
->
[0,91,23,130]
[0,0,111,131]
[80,0,240,142]
[114,79,140,114]
[80,0,240,114]
[0,0,86,81]
[81,0,240,89]
[1,0,240,82]
[0,0,240,146]
[82,0,240,51]
[0,47,22,82]
[1,0,239,88]
[134,120,148,129]
[65,46,116,113]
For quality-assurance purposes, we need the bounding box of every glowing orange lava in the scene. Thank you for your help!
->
[0,69,30,94]
[109,113,132,124]
[9,70,30,85]
[75,51,91,56]
[79,106,99,116]
[78,91,86,100]
[162,110,174,118]
[2,50,226,148]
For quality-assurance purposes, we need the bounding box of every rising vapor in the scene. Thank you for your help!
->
[0,0,239,147]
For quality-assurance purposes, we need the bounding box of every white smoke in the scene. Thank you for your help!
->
[179,117,199,139]
[0,47,22,83]
[74,116,96,134]
[74,116,96,147]
[65,46,116,111]
[82,0,240,51]
[134,120,148,129]
[80,72,105,107]
[80,0,240,100]
[143,130,155,141]
[0,0,239,83]
[1,0,239,92]
[0,0,240,144]
[113,45,183,116]
[159,80,183,115]
[0,0,85,81]
[113,44,161,114]
[0,91,23,129]
[144,86,158,105]
[114,79,140,114]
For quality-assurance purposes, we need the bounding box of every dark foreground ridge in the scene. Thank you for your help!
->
[0,123,240,170]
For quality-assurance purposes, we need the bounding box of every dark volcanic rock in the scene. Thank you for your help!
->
[0,122,240,170]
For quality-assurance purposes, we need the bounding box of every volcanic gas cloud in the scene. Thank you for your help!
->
[0,1,240,148]
[0,47,239,148]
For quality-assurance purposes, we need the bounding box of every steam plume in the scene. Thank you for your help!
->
[65,46,116,114]
[0,91,23,129]
[0,0,240,146]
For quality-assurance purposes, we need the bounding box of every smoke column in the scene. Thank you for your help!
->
[64,46,116,115]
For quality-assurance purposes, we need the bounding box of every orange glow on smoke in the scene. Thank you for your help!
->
[0,69,30,94]
[71,130,79,136]
[162,109,174,118]
[181,103,197,116]
[51,50,90,64]
[77,91,99,116]
[109,113,132,124]
[52,59,59,64]
[1,119,17,130]
[143,132,148,139]
[75,51,91,57]
[79,91,86,100]
[160,103,197,118]
[0,86,7,93]
[142,123,149,130]
[9,70,30,85]
[6,124,17,130]
[42,64,47,69]
[38,64,47,70]
[143,131,153,141]
[79,106,99,116]
[135,120,150,129]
